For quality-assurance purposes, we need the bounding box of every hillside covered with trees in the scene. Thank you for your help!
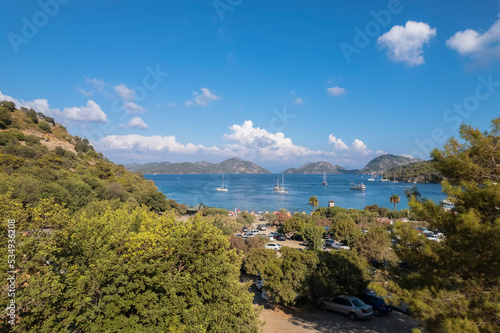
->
[0,101,262,332]
[386,160,443,183]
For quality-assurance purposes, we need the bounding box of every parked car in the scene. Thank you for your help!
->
[317,295,373,320]
[356,292,392,317]
[258,225,267,231]
[242,227,248,232]
[325,239,351,250]
[269,232,279,237]
[293,234,304,241]
[265,243,282,251]
[235,233,243,237]
[277,234,286,241]
[246,230,259,236]
[365,289,412,316]
[427,235,441,242]
[267,235,275,241]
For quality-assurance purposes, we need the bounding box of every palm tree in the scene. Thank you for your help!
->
[309,196,319,212]
[390,194,400,211]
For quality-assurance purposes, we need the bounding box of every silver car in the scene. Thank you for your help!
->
[317,295,373,320]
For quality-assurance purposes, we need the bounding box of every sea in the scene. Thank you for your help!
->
[145,174,446,213]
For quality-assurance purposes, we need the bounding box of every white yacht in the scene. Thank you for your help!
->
[275,175,288,194]
[216,173,228,192]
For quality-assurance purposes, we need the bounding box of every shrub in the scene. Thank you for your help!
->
[0,132,18,146]
[0,100,15,111]
[26,109,38,123]
[25,135,41,146]
[38,121,51,133]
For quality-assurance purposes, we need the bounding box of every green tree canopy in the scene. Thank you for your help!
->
[0,199,262,332]
[393,118,500,332]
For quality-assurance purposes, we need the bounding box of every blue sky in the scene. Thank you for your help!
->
[1,0,499,171]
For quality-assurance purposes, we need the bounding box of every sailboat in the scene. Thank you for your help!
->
[367,173,375,181]
[275,174,288,194]
[216,173,228,192]
[274,175,281,191]
[393,171,399,183]
[322,172,327,186]
[379,173,389,182]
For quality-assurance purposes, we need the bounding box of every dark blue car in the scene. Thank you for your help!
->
[356,293,392,317]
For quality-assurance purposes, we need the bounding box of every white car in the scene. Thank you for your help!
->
[325,239,350,250]
[331,242,351,250]
[267,235,275,241]
[258,225,267,231]
[427,235,441,242]
[265,243,282,251]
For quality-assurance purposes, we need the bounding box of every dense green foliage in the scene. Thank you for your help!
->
[387,160,443,183]
[245,247,369,305]
[392,118,500,332]
[0,197,262,332]
[0,105,261,332]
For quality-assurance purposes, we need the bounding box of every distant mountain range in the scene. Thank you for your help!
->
[124,154,425,175]
[358,154,422,175]
[125,157,271,174]
[281,161,358,174]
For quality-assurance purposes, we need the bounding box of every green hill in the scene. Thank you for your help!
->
[386,160,443,183]
[0,102,184,213]
[358,154,421,175]
[281,161,358,174]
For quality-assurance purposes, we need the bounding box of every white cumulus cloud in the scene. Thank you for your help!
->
[328,135,348,150]
[61,100,108,122]
[97,134,218,154]
[377,21,437,66]
[328,135,372,156]
[446,14,500,62]
[119,117,148,129]
[123,101,145,114]
[185,88,221,107]
[327,86,346,96]
[0,91,107,123]
[114,83,135,100]
[84,77,106,93]
[224,120,320,160]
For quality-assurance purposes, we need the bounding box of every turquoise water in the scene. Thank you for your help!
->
[145,174,446,213]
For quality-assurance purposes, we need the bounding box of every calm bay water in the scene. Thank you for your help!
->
[145,174,446,213]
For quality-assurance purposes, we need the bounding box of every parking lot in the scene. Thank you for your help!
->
[251,285,422,333]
